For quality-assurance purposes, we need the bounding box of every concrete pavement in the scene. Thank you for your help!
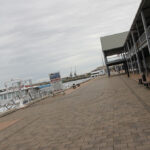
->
[0,75,150,150]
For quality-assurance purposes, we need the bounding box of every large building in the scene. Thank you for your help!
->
[100,0,150,82]
[101,32,129,77]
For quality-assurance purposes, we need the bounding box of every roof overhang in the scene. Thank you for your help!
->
[100,31,128,57]
[103,47,124,57]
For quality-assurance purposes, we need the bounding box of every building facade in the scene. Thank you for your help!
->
[100,0,150,82]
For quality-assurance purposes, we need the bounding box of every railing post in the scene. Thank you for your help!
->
[124,48,130,73]
[131,31,142,74]
[123,48,130,77]
[127,42,134,73]
[141,11,150,54]
[136,24,148,76]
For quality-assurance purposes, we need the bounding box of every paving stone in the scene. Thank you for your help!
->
[0,76,150,150]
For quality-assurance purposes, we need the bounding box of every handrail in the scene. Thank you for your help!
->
[136,32,146,48]
[136,25,150,48]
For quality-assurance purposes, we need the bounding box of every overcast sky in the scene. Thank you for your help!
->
[0,0,141,84]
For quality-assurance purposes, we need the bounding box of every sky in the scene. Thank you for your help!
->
[0,0,141,84]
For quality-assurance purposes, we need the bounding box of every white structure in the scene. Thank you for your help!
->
[0,79,36,112]
[0,78,54,113]
[91,69,105,78]
[49,72,64,95]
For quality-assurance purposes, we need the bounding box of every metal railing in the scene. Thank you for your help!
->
[136,32,146,48]
[0,88,53,113]
[126,25,150,59]
[136,25,150,48]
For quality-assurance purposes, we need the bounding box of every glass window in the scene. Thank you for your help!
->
[4,94,7,100]
[8,93,12,99]
[0,95,3,100]
[12,92,15,98]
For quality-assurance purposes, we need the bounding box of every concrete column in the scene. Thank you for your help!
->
[124,62,130,77]
[141,11,150,54]
[126,50,131,72]
[141,51,148,75]
[131,31,142,74]
[129,39,138,73]
[103,53,110,77]
[136,23,148,75]
[127,42,134,73]
[106,65,110,77]
[123,48,130,73]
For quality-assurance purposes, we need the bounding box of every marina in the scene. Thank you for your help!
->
[0,77,90,113]
[1,0,150,150]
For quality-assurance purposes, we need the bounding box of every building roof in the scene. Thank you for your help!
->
[125,0,150,44]
[100,31,128,52]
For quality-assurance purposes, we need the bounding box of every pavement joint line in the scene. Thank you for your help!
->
[0,116,41,143]
[120,76,150,114]
[79,94,103,150]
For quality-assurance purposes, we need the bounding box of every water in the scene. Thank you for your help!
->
[63,78,90,89]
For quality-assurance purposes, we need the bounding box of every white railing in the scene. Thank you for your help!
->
[0,88,53,114]
[136,25,150,48]
[125,46,135,60]
[136,32,146,48]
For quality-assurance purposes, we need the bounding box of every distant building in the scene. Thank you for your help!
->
[91,69,105,78]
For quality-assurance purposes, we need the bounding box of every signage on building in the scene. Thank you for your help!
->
[49,72,64,94]
[49,72,61,83]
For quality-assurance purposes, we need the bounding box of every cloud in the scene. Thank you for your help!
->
[0,0,141,84]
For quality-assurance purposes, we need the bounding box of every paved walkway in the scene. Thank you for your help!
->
[0,75,150,150]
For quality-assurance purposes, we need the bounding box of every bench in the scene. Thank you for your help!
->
[138,78,150,88]
[142,81,150,88]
